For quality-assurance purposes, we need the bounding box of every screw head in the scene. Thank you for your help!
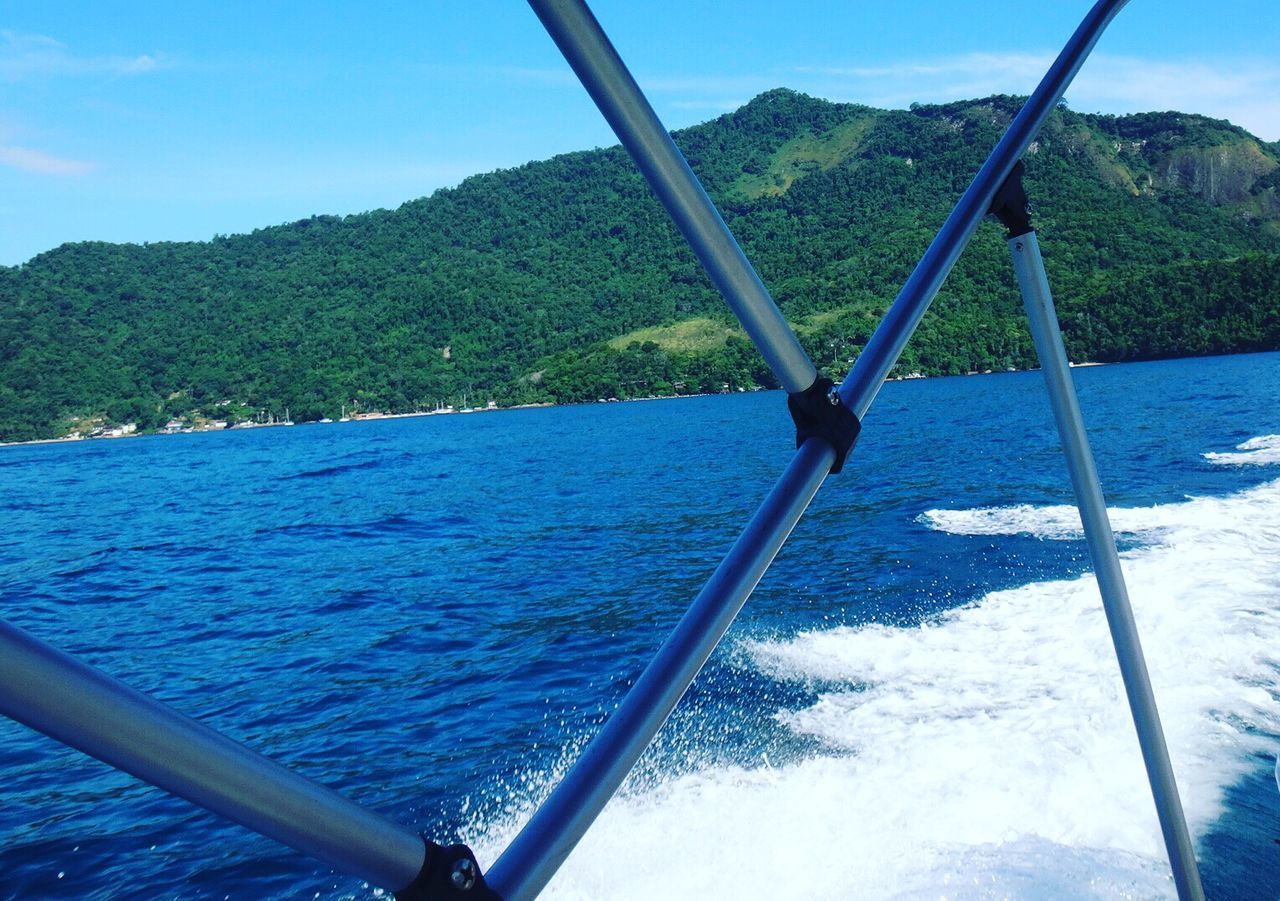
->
[450,857,477,891]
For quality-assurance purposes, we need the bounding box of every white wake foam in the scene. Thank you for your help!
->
[1204,434,1280,467]
[916,495,1260,541]
[471,465,1280,898]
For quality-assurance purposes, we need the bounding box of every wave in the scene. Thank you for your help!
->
[921,502,1093,540]
[470,454,1280,897]
[922,435,1280,541]
[254,512,473,542]
[1203,435,1280,467]
[279,451,414,480]
[917,493,1260,543]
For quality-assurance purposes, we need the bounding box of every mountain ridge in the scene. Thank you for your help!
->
[2,89,1278,442]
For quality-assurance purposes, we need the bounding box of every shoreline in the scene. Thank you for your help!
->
[0,393,710,449]
[0,363,1117,451]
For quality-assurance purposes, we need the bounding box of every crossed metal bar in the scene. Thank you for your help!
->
[0,1,1204,898]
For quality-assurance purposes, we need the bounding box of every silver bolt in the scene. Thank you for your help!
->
[451,857,477,891]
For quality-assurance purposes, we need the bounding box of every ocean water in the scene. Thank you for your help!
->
[1,351,1278,900]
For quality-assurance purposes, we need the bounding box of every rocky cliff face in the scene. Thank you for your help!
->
[1158,141,1277,204]
[1066,109,1280,231]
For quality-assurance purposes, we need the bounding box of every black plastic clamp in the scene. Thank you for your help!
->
[395,840,499,901]
[787,376,861,474]
[988,159,1034,238]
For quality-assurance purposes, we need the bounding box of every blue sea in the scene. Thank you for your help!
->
[2,352,1279,900]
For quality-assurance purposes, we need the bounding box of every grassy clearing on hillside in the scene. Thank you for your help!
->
[606,317,744,353]
[732,116,881,199]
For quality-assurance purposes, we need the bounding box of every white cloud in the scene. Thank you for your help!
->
[120,54,159,75]
[484,64,578,86]
[639,73,777,95]
[0,29,165,80]
[789,51,1280,142]
[668,99,746,113]
[0,144,95,176]
[801,52,1055,83]
[1070,56,1280,140]
[419,62,578,88]
[610,50,1273,138]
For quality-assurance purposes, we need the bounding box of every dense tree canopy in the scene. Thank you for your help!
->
[2,90,1278,442]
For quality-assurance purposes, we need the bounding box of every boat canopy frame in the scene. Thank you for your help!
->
[0,1,1206,898]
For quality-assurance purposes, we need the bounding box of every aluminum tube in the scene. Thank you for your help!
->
[487,437,836,900]
[0,621,426,891]
[837,0,1131,419]
[1010,232,1204,901]
[527,0,817,394]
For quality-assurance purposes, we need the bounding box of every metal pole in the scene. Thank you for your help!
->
[1008,231,1204,901]
[0,620,426,892]
[837,0,1131,419]
[526,0,817,394]
[486,438,836,900]
[485,2,1136,897]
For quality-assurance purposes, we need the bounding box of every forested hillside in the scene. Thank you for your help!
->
[2,90,1279,442]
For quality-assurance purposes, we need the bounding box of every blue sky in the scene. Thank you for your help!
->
[2,1,1277,267]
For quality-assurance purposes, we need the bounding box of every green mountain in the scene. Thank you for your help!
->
[2,90,1279,442]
